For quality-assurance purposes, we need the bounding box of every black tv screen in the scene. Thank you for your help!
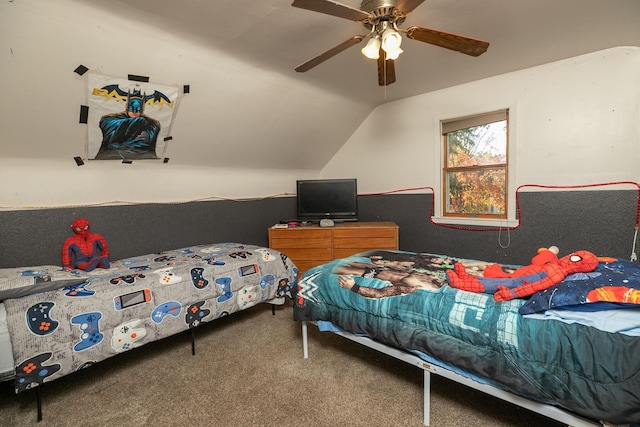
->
[296,179,358,222]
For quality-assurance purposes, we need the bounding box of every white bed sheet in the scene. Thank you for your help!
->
[523,307,640,336]
[0,302,15,381]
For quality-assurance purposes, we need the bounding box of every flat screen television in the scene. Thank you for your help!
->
[296,178,358,222]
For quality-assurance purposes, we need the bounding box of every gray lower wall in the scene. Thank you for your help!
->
[0,198,294,268]
[1,190,637,268]
[359,190,637,264]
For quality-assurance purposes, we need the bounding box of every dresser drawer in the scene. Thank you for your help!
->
[275,248,332,262]
[268,237,332,250]
[269,228,331,240]
[333,236,398,250]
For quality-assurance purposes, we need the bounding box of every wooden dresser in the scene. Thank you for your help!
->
[268,221,399,273]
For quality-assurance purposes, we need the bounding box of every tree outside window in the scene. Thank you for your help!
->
[442,110,508,218]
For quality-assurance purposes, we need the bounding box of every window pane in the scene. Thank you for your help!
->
[446,120,507,167]
[445,168,506,215]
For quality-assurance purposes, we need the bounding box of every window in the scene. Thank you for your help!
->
[442,110,508,219]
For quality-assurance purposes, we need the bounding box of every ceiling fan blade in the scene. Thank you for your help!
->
[377,49,396,86]
[295,35,365,73]
[405,26,489,57]
[394,0,425,14]
[291,0,372,22]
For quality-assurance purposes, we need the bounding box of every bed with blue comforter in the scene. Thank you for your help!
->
[293,249,640,425]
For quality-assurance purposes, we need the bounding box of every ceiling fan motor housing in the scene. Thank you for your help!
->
[360,0,398,13]
[361,0,406,30]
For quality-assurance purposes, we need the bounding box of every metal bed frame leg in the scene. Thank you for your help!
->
[35,386,43,422]
[302,321,309,359]
[423,370,431,426]
[189,327,196,355]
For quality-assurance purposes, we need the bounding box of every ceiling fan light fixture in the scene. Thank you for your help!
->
[381,27,402,52]
[385,46,403,60]
[361,36,381,59]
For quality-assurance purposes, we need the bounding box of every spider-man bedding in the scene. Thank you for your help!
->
[293,250,640,425]
[0,243,298,391]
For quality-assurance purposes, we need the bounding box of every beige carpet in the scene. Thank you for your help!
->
[0,302,565,426]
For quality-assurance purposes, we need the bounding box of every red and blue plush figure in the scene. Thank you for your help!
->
[62,218,110,271]
[446,246,599,302]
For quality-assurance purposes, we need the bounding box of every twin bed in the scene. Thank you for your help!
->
[294,249,640,426]
[0,242,298,419]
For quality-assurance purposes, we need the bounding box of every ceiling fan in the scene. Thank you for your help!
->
[292,0,489,86]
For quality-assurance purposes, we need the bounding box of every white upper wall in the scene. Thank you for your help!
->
[322,47,640,195]
[0,0,370,209]
[0,0,638,210]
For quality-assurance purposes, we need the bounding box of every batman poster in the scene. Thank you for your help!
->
[87,74,179,160]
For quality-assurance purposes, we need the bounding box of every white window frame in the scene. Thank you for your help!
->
[432,103,519,227]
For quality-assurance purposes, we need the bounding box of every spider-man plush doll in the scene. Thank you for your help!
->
[446,247,599,302]
[62,218,110,271]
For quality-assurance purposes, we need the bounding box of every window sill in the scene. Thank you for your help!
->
[431,216,520,228]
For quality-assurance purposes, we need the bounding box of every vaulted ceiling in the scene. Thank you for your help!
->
[77,0,640,105]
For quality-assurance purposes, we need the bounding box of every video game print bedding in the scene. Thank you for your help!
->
[1,243,297,393]
[293,250,640,424]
